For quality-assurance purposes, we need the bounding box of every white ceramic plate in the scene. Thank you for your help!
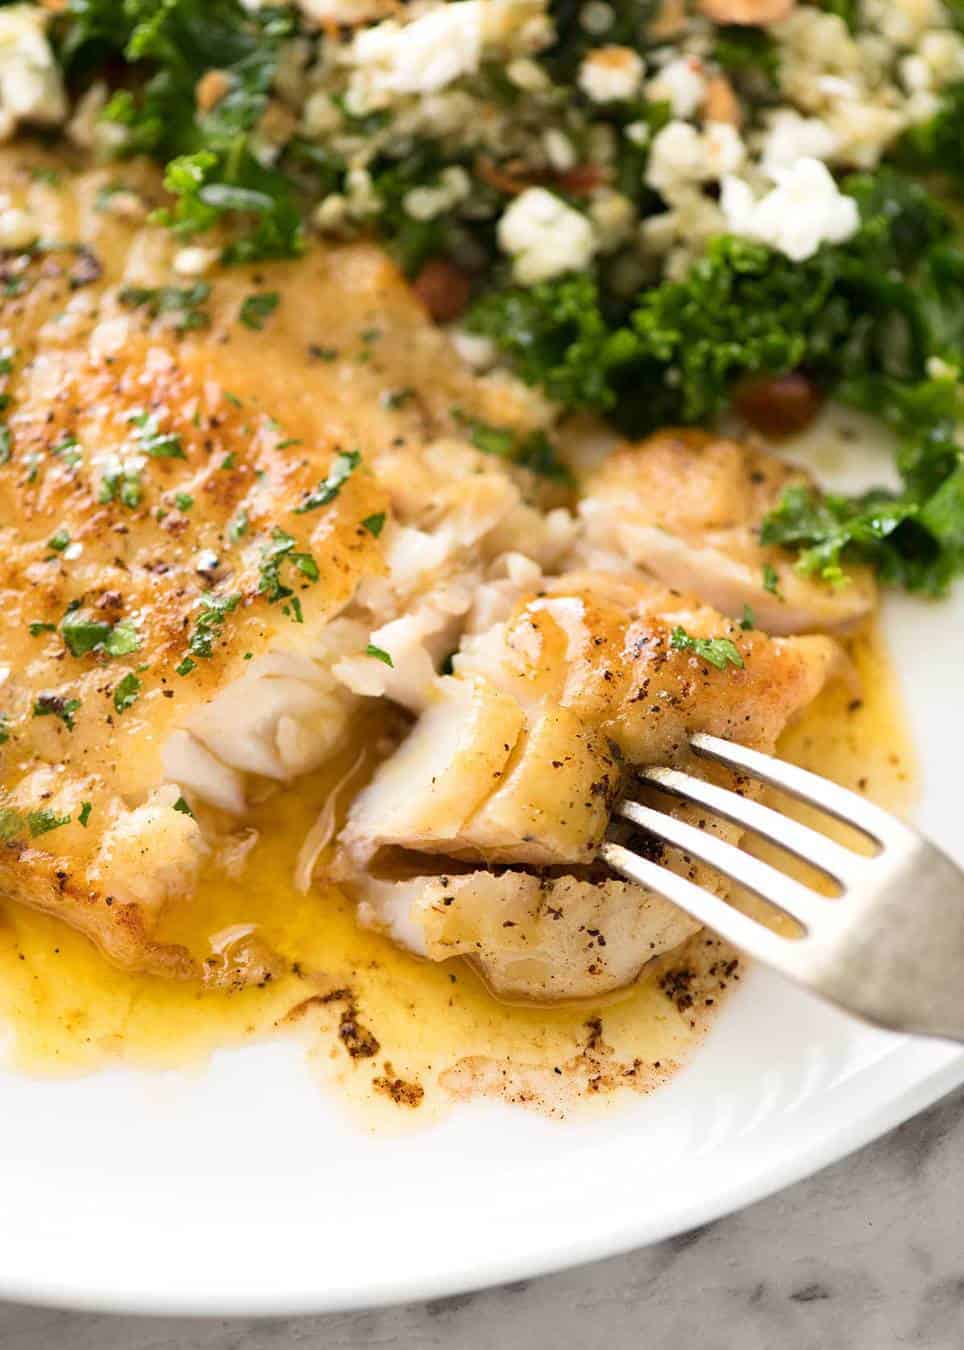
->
[1,424,962,1316]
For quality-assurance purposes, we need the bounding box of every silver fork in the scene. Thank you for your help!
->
[599,732,964,1042]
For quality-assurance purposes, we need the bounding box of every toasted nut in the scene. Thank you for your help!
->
[702,75,742,128]
[649,0,688,39]
[196,69,231,114]
[734,373,824,439]
[412,258,473,325]
[697,0,794,23]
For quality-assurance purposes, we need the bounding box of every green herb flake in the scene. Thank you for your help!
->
[669,626,745,671]
[227,509,249,543]
[172,796,194,817]
[740,605,756,631]
[186,592,241,661]
[0,427,10,465]
[240,291,280,330]
[47,528,70,552]
[78,801,92,828]
[361,512,386,538]
[259,527,317,603]
[762,564,782,597]
[61,610,112,657]
[174,491,194,511]
[113,671,142,714]
[293,450,361,514]
[27,809,72,838]
[221,452,237,471]
[32,694,81,730]
[130,411,186,460]
[365,643,394,667]
[0,807,23,841]
[99,459,143,509]
[119,282,211,332]
[29,622,56,637]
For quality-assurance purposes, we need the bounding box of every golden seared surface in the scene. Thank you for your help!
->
[581,429,877,634]
[0,145,544,975]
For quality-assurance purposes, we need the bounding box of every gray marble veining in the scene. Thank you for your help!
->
[1,1088,962,1350]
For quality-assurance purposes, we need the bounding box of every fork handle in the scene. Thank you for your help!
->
[799,840,964,1043]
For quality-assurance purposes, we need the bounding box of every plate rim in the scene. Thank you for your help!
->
[0,1031,961,1318]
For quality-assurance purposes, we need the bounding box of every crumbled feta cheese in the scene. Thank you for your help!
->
[646,119,744,193]
[402,166,471,221]
[0,203,36,249]
[589,189,635,250]
[646,56,706,118]
[760,110,839,177]
[0,5,66,138]
[543,127,576,171]
[721,158,860,262]
[645,121,706,192]
[507,57,550,91]
[578,46,644,103]
[348,2,482,109]
[450,328,498,370]
[498,187,596,284]
[580,1,614,35]
[174,246,220,278]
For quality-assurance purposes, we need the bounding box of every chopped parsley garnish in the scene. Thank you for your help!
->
[365,643,394,667]
[47,528,70,552]
[176,656,197,677]
[29,622,56,637]
[61,610,141,660]
[118,282,211,331]
[0,427,10,465]
[32,694,81,731]
[220,452,237,470]
[0,807,22,841]
[113,671,141,714]
[239,291,280,330]
[669,627,745,671]
[52,433,82,468]
[0,717,8,745]
[740,605,756,631]
[78,801,92,828]
[186,592,241,661]
[172,796,194,817]
[174,491,194,511]
[28,809,72,838]
[99,458,143,509]
[130,410,186,460]
[451,411,570,482]
[227,509,249,542]
[293,450,361,513]
[104,620,141,657]
[361,512,386,538]
[761,564,782,597]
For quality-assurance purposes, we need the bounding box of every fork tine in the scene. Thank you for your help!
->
[638,765,867,886]
[599,840,798,970]
[616,798,833,931]
[689,732,909,846]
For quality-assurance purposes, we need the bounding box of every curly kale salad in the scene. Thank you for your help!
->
[5,0,964,593]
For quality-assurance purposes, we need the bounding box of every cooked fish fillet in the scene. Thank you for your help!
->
[579,429,877,634]
[337,572,842,999]
[0,146,554,979]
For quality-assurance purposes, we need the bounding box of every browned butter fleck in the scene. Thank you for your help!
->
[0,622,915,1124]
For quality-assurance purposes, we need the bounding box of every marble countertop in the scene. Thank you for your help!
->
[1,1086,961,1350]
